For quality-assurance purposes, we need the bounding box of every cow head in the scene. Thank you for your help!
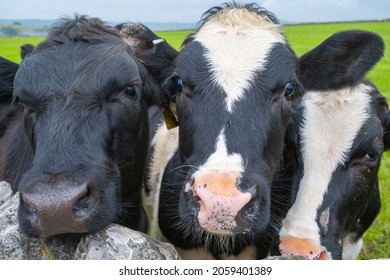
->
[12,15,170,237]
[279,30,386,259]
[158,3,302,255]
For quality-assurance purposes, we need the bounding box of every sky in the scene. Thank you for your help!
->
[0,0,389,24]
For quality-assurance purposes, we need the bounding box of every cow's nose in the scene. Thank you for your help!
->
[279,236,329,260]
[18,173,99,237]
[190,171,254,233]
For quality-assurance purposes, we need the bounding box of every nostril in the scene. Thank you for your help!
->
[19,194,38,224]
[73,185,99,219]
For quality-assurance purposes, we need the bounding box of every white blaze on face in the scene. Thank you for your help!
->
[194,8,285,112]
[280,84,373,252]
[185,130,248,232]
[185,131,245,193]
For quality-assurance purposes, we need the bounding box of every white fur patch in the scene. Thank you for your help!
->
[142,123,179,239]
[342,234,363,260]
[194,8,285,112]
[185,130,244,192]
[280,84,373,251]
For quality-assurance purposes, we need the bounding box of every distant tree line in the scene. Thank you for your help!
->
[0,22,48,37]
[1,26,20,36]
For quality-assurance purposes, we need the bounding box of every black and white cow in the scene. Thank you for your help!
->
[278,30,387,260]
[146,4,388,259]
[146,2,303,259]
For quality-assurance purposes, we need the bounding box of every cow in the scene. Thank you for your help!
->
[20,43,35,60]
[145,3,388,259]
[278,30,387,260]
[0,56,18,104]
[144,2,303,259]
[0,15,175,238]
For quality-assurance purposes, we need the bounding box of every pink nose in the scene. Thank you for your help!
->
[279,236,329,260]
[191,171,252,232]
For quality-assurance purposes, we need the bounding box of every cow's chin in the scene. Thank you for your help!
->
[190,223,258,256]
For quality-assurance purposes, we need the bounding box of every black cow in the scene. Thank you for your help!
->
[0,56,18,103]
[20,44,35,60]
[0,15,174,238]
[278,30,387,260]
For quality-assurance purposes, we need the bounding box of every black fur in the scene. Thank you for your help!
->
[0,56,19,103]
[299,30,384,90]
[0,15,174,238]
[116,22,177,107]
[20,44,35,60]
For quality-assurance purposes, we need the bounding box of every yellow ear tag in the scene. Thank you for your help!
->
[162,101,179,130]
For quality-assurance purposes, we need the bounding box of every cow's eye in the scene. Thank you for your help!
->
[12,96,23,107]
[173,78,183,93]
[124,85,137,98]
[284,83,296,98]
[364,150,380,161]
[12,96,35,114]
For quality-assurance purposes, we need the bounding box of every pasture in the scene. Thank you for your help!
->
[0,21,389,259]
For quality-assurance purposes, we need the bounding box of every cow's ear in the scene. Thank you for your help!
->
[383,111,390,150]
[117,22,178,109]
[117,22,177,83]
[160,75,182,129]
[117,22,159,58]
[299,30,384,91]
[136,62,161,107]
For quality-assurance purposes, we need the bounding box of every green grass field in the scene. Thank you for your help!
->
[0,21,389,259]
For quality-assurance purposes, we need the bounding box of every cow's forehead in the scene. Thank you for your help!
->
[15,42,140,99]
[191,8,285,112]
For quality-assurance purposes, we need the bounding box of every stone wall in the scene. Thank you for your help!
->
[0,181,180,260]
[0,181,304,260]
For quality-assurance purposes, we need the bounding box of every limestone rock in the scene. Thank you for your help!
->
[0,182,180,260]
[0,181,12,206]
[75,224,180,260]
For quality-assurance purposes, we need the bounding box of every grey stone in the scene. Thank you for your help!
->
[0,182,180,260]
[0,181,12,206]
[75,224,181,260]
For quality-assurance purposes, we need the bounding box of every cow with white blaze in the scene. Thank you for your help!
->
[144,3,303,259]
[278,30,387,260]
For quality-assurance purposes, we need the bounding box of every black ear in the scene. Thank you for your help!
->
[20,43,35,60]
[116,22,177,85]
[299,30,384,91]
[136,61,161,107]
[383,111,390,151]
[117,22,178,108]
[0,56,19,104]
[160,75,183,129]
[367,83,390,150]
